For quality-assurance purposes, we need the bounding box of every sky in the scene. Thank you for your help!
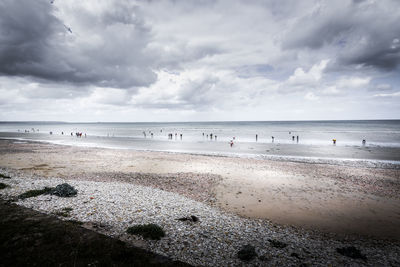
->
[0,0,399,122]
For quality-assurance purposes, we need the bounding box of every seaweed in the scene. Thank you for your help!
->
[0,174,11,179]
[18,187,54,199]
[126,224,165,240]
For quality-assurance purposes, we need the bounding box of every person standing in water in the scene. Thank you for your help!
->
[256,134,258,142]
[296,135,299,143]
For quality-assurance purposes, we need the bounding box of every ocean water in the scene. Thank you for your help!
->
[1,120,399,166]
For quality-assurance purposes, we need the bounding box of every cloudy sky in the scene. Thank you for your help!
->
[0,0,399,122]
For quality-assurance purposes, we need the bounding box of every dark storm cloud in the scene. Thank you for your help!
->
[0,0,156,88]
[282,0,400,71]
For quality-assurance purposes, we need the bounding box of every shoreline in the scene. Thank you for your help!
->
[1,135,400,169]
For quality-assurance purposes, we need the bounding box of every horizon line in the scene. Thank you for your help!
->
[0,119,399,124]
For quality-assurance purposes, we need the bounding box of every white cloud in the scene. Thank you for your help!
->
[373,92,400,97]
[0,0,399,121]
[304,92,319,101]
[337,76,371,88]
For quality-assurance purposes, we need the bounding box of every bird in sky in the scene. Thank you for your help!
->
[64,24,72,34]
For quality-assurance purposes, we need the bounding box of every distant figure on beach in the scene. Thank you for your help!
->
[180,134,183,140]
[230,140,234,147]
[362,139,366,145]
[271,136,274,142]
[71,132,73,136]
[292,136,295,141]
[50,131,52,135]
[61,132,64,135]
[210,133,213,139]
[151,133,153,138]
[84,133,86,138]
[215,135,217,140]
[332,139,336,145]
[256,134,258,141]
[202,133,204,136]
[296,135,299,143]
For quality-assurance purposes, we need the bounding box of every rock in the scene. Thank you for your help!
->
[50,183,78,197]
[237,244,257,261]
[336,246,367,260]
[291,252,301,259]
[268,239,287,249]
[177,215,199,222]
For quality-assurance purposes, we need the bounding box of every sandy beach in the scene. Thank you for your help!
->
[1,139,399,265]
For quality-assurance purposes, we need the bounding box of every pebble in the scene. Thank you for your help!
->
[0,169,399,266]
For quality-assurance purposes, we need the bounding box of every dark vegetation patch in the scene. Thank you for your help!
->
[268,239,288,249]
[0,182,9,189]
[0,173,11,179]
[127,224,165,240]
[66,220,84,225]
[0,200,189,266]
[55,207,73,217]
[18,184,78,200]
[237,244,257,261]
[18,187,53,199]
[336,246,367,260]
[50,183,77,197]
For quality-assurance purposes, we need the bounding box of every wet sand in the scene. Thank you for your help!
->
[0,139,399,240]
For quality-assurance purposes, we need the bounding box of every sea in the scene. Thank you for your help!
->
[1,120,399,167]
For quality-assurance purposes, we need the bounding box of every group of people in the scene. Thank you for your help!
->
[71,132,85,138]
[168,133,183,140]
[203,133,217,140]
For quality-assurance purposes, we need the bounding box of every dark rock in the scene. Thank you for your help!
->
[50,183,77,197]
[177,215,199,223]
[258,255,270,261]
[290,252,301,259]
[336,246,367,260]
[268,239,287,248]
[237,244,257,261]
